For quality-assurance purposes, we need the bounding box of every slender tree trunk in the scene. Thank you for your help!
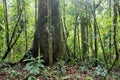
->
[2,0,23,59]
[77,26,81,60]
[89,23,94,55]
[74,15,78,59]
[109,0,112,64]
[113,0,119,62]
[97,22,107,65]
[3,0,9,48]
[93,1,98,66]
[85,0,89,59]
[24,9,28,51]
[105,0,119,77]
[62,0,70,60]
[81,16,88,61]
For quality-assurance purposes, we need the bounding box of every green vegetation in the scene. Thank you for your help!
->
[0,0,120,79]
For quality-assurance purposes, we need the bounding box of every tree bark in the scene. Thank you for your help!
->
[93,1,98,66]
[3,0,9,49]
[113,0,119,62]
[81,16,88,61]
[32,0,63,65]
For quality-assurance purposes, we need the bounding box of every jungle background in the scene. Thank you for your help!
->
[0,0,120,80]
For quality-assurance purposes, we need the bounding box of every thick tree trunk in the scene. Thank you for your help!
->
[32,0,63,65]
[51,0,63,61]
[32,0,48,64]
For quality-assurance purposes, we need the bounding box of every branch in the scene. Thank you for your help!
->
[95,0,101,9]
[2,8,23,60]
[9,9,22,46]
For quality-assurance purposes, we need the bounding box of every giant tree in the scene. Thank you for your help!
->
[32,0,64,65]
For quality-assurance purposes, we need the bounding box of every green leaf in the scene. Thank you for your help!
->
[28,76,36,80]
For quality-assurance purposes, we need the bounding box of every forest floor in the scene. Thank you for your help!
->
[0,61,120,80]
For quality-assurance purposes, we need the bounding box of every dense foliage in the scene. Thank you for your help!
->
[0,0,120,79]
